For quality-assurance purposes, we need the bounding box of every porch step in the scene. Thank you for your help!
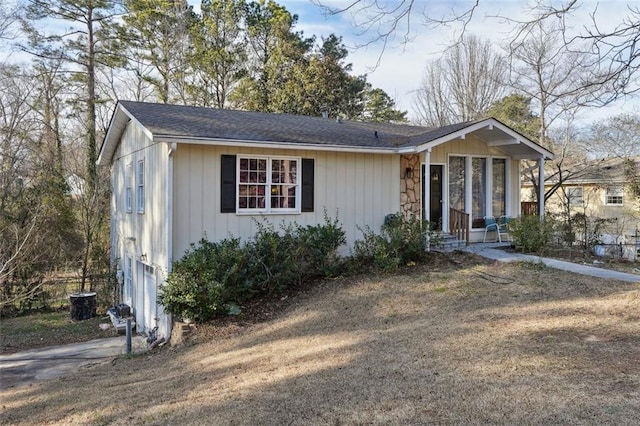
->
[430,233,466,252]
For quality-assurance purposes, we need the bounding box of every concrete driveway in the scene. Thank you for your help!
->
[0,336,146,390]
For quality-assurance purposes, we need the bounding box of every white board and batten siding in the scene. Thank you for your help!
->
[110,120,171,338]
[172,144,400,259]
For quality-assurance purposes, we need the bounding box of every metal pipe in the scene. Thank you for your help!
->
[126,318,132,355]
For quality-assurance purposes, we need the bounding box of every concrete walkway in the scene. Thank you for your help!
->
[0,335,147,390]
[464,242,640,283]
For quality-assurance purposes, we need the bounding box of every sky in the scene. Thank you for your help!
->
[270,0,640,123]
[4,0,637,124]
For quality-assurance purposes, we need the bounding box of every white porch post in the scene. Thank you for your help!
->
[538,156,545,220]
[424,149,431,223]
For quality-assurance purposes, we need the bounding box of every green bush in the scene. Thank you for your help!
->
[160,215,346,322]
[509,215,555,254]
[353,213,430,272]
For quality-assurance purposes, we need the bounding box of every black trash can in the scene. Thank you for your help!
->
[69,292,97,320]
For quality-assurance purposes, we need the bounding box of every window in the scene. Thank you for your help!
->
[125,163,132,213]
[237,156,299,212]
[471,158,487,228]
[605,186,623,205]
[449,156,465,211]
[124,256,132,302]
[567,187,583,206]
[136,159,145,213]
[492,159,506,218]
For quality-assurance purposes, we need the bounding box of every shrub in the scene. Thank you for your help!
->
[353,213,430,272]
[160,215,346,321]
[509,215,555,254]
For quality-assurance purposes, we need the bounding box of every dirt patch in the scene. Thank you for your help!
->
[1,253,639,425]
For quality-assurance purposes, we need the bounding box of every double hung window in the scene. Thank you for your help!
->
[237,156,300,213]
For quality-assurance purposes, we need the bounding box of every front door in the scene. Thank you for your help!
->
[424,164,443,229]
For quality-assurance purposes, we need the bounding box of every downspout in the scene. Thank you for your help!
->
[165,142,176,337]
[538,155,545,220]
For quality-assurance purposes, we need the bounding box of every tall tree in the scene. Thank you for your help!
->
[232,0,312,112]
[270,34,368,119]
[22,0,122,290]
[22,0,122,190]
[187,0,247,108]
[362,86,407,123]
[582,113,640,159]
[121,0,196,104]
[413,35,507,127]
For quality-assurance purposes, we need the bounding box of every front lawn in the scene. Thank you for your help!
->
[0,310,116,354]
[1,253,639,424]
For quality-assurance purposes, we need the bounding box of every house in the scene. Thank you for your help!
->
[97,101,554,339]
[523,156,640,247]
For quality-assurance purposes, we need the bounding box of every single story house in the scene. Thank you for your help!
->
[97,101,554,339]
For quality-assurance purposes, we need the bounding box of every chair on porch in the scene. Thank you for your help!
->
[497,216,514,243]
[483,216,499,243]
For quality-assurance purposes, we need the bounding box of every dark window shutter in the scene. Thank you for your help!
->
[301,158,314,212]
[221,155,236,213]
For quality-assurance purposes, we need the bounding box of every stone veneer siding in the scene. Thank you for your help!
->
[400,154,421,218]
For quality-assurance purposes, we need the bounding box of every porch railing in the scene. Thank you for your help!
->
[449,208,470,246]
[521,201,538,216]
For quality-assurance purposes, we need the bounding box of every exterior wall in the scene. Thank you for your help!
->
[172,145,400,258]
[424,135,520,241]
[400,154,421,217]
[110,121,171,338]
[535,183,640,239]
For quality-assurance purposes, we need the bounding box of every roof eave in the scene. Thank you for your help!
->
[414,118,555,160]
[153,135,401,154]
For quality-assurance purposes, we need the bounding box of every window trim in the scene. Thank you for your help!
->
[236,155,301,214]
[125,162,133,213]
[124,255,133,303]
[566,186,584,207]
[136,159,145,214]
[605,185,623,206]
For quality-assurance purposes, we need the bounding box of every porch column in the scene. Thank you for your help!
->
[424,149,431,222]
[538,156,545,220]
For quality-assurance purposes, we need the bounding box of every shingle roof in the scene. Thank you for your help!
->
[118,101,475,149]
[98,101,554,165]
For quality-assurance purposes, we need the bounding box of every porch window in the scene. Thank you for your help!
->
[449,156,465,211]
[605,186,623,206]
[492,159,506,217]
[237,156,300,213]
[472,158,487,228]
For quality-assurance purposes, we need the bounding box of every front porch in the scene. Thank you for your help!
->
[397,118,553,245]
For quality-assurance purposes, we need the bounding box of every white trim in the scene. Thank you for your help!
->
[604,185,624,206]
[236,154,301,214]
[136,158,145,214]
[415,119,554,160]
[125,162,133,213]
[155,135,397,155]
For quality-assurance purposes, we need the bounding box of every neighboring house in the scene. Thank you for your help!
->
[522,156,640,244]
[97,101,554,339]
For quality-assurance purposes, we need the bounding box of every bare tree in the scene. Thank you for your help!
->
[413,34,507,127]
[580,113,640,159]
[316,1,640,102]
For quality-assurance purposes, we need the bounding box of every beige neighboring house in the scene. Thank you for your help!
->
[98,101,554,339]
[523,156,640,245]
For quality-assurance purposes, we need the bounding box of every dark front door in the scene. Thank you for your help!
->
[423,164,443,230]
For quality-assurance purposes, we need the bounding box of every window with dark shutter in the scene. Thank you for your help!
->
[221,155,236,213]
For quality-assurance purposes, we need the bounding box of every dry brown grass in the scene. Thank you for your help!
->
[1,254,639,425]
